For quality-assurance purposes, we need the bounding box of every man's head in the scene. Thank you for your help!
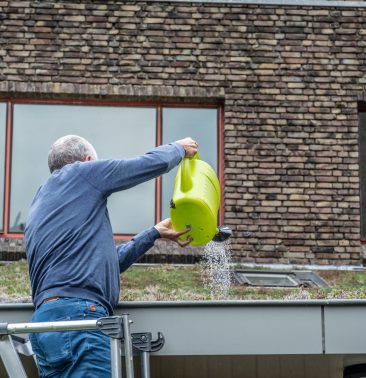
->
[48,135,98,173]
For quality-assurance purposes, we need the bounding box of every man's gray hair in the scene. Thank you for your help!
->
[48,135,98,173]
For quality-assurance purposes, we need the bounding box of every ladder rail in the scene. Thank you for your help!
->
[4,319,98,335]
[0,336,28,378]
[0,315,136,378]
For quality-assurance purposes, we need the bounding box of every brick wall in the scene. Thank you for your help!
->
[0,1,365,266]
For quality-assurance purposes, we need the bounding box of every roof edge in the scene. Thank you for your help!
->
[136,0,366,8]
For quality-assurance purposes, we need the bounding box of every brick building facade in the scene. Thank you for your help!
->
[0,0,365,266]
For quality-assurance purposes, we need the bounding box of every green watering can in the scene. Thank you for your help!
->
[170,154,232,246]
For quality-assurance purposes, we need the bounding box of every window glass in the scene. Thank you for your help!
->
[162,108,218,220]
[0,103,6,231]
[11,104,156,234]
[360,112,366,239]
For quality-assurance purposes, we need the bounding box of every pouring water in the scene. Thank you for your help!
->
[201,239,232,299]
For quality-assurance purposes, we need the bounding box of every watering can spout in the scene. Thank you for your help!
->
[213,226,233,243]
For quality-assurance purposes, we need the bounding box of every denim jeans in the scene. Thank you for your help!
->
[30,297,111,378]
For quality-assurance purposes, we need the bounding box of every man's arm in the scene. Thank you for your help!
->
[80,138,198,196]
[117,219,191,273]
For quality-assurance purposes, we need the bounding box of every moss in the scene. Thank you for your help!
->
[1,260,366,302]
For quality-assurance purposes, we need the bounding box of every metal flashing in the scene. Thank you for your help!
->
[3,299,366,312]
[2,301,366,377]
[137,0,366,8]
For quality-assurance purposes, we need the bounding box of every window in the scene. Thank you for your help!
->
[1,100,220,237]
[0,103,6,231]
[11,104,157,234]
[359,106,366,240]
[162,107,218,219]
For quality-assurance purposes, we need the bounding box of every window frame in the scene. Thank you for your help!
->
[0,102,8,233]
[1,98,224,240]
[359,102,366,243]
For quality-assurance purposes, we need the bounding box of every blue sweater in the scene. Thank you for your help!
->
[25,143,185,314]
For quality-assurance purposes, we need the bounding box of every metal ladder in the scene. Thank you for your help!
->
[0,314,164,378]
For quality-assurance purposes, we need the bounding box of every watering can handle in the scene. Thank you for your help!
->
[181,153,200,192]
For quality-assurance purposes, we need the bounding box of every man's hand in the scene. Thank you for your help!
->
[175,137,198,158]
[154,218,193,247]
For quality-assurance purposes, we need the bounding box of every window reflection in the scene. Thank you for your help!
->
[162,108,218,220]
[10,104,156,234]
[0,103,6,231]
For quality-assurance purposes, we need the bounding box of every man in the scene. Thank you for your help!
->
[25,134,198,377]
